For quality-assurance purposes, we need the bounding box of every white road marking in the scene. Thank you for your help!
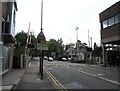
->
[65,66,120,85]
[78,68,82,70]
[97,74,104,76]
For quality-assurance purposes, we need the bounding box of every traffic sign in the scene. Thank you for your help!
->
[37,43,48,50]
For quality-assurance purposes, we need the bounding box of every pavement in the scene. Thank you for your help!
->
[1,60,58,91]
[2,68,25,90]
[1,59,120,91]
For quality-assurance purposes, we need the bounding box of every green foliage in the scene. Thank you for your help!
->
[14,45,25,57]
[47,38,64,58]
[15,31,27,46]
[14,31,37,58]
[14,31,27,59]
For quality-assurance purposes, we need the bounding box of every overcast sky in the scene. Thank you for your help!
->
[16,0,119,46]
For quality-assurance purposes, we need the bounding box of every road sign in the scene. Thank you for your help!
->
[37,43,48,50]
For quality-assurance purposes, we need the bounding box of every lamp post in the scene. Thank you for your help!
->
[41,0,43,31]
[76,27,79,61]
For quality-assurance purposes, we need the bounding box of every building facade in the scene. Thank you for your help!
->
[0,1,18,75]
[99,1,120,66]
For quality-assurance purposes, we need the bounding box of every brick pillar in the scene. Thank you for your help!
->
[102,44,107,66]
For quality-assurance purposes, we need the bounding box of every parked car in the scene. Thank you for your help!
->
[48,57,53,61]
[44,56,48,60]
[68,57,71,61]
[61,57,67,61]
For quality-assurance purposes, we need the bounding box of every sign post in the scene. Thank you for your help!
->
[37,43,48,79]
[37,0,48,79]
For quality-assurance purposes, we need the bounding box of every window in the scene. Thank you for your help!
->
[115,14,119,24]
[115,13,120,24]
[102,13,120,29]
[108,17,114,26]
[118,13,120,23]
[102,20,108,29]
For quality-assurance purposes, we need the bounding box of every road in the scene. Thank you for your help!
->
[44,60,120,90]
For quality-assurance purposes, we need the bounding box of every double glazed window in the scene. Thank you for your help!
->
[103,20,108,29]
[102,13,120,29]
[108,17,114,26]
[115,14,120,24]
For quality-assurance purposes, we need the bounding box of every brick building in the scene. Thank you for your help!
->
[99,1,120,66]
[0,1,18,74]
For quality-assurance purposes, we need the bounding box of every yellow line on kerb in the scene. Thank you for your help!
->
[43,66,67,91]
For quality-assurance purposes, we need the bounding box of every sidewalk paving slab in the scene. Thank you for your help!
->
[10,61,57,91]
[2,68,26,91]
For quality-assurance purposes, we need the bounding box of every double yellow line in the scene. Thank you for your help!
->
[44,66,67,91]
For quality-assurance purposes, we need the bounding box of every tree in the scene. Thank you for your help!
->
[14,31,27,57]
[15,31,27,46]
[14,31,37,58]
[58,38,64,56]
[47,39,64,58]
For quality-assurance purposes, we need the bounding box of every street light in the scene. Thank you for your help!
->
[76,27,79,61]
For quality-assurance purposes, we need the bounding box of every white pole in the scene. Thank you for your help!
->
[88,29,90,47]
[90,37,92,48]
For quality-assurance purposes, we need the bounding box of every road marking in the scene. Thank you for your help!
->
[44,66,67,91]
[97,74,104,76]
[66,66,120,86]
[78,68,82,70]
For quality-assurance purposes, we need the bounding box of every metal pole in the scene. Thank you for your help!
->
[76,27,79,61]
[41,50,44,79]
[39,0,44,79]
[41,0,43,31]
[39,50,41,74]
